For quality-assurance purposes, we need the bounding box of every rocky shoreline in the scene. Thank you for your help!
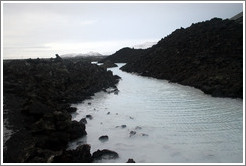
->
[120,18,243,99]
[3,56,120,163]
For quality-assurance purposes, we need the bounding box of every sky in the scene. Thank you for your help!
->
[2,2,244,59]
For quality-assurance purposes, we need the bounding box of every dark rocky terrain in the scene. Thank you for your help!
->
[100,47,146,63]
[121,17,243,98]
[62,55,107,62]
[3,55,120,163]
[100,60,118,69]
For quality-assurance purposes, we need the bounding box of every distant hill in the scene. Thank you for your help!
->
[61,51,103,58]
[230,12,243,24]
[99,47,146,63]
[61,52,106,62]
[121,16,243,98]
[133,41,157,49]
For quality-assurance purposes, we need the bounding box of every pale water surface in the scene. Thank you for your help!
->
[69,63,243,163]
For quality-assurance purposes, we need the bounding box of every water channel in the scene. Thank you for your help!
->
[69,63,243,163]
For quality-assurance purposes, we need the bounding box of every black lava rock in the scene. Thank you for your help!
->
[53,144,92,163]
[120,17,243,99]
[92,149,119,160]
[3,57,119,162]
[126,158,136,163]
[79,118,87,124]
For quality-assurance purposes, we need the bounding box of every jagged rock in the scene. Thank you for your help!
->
[3,57,120,162]
[69,120,87,140]
[92,149,119,160]
[53,144,92,163]
[55,54,63,62]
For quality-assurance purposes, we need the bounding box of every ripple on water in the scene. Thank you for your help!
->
[70,64,243,163]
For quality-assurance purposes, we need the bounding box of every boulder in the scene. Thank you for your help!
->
[86,115,93,120]
[126,158,136,163]
[99,135,109,142]
[92,149,119,160]
[53,144,92,163]
[79,118,87,124]
[121,125,127,128]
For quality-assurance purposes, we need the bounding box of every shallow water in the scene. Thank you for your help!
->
[69,63,243,163]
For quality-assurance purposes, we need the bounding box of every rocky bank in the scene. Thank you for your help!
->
[121,17,243,98]
[3,56,120,163]
[100,47,145,63]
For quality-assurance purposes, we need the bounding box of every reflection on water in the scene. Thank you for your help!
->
[69,63,243,163]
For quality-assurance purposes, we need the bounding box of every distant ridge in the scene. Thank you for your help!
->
[61,51,103,58]
[133,41,157,49]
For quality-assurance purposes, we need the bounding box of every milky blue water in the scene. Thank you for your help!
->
[69,63,243,163]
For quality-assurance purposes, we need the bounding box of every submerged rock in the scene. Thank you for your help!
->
[86,115,93,120]
[135,126,142,130]
[98,135,109,142]
[129,131,136,137]
[141,133,149,137]
[121,125,127,128]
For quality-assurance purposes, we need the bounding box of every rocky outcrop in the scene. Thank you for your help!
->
[3,56,120,163]
[100,60,118,69]
[121,17,243,98]
[100,47,145,63]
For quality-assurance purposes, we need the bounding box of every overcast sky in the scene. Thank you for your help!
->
[2,2,243,59]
